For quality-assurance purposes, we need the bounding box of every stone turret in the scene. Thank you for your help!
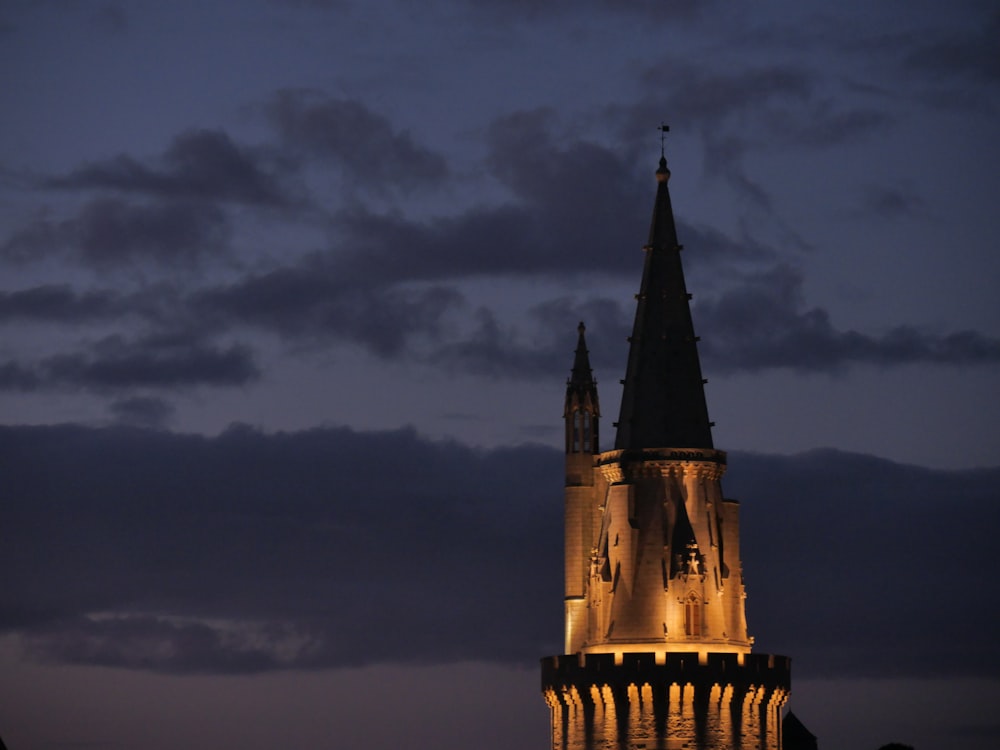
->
[564,322,601,654]
[542,150,790,750]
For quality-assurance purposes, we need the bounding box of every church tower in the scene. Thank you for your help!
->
[542,149,790,749]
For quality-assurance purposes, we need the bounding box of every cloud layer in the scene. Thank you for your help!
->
[3,103,997,404]
[3,424,997,678]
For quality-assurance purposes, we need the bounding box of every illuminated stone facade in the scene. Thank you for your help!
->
[542,154,790,749]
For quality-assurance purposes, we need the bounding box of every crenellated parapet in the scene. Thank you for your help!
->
[542,651,789,691]
[542,652,790,750]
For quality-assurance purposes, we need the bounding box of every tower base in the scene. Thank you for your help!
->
[541,652,790,750]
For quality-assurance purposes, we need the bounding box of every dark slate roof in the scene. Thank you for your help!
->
[614,156,713,450]
[783,711,819,750]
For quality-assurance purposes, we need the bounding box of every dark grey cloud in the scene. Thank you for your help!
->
[1,115,982,388]
[0,333,259,392]
[0,361,40,390]
[627,60,892,207]
[768,102,892,149]
[429,296,630,380]
[0,198,232,270]
[2,424,563,669]
[0,284,186,346]
[325,114,659,282]
[0,285,125,322]
[860,183,928,220]
[1,211,61,264]
[192,264,464,357]
[24,615,306,673]
[108,396,175,429]
[460,0,704,22]
[45,129,294,207]
[639,64,813,128]
[695,265,1000,372]
[626,63,811,206]
[69,198,230,268]
[266,90,449,193]
[732,448,1000,678]
[830,7,999,113]
[2,423,996,678]
[902,10,1000,85]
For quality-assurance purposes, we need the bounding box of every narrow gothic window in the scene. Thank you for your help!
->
[684,593,702,637]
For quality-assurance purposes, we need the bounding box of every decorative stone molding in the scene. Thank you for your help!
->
[597,448,727,483]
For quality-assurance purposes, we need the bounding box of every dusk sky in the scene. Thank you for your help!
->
[1,1,998,749]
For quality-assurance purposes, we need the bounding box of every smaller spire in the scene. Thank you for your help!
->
[565,321,600,454]
[570,322,593,385]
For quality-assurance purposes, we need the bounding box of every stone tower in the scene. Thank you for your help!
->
[541,152,790,750]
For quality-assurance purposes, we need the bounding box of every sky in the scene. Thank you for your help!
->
[0,1,998,748]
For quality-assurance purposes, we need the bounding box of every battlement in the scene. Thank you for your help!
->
[541,651,790,692]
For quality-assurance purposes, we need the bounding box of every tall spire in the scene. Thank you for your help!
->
[614,154,713,450]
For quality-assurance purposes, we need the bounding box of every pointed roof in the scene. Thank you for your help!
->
[614,156,713,450]
[566,321,599,415]
[782,711,818,749]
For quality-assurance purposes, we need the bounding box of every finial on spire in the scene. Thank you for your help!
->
[657,123,671,182]
[659,122,670,158]
[578,321,586,335]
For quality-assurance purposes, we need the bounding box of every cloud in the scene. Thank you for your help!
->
[639,64,813,128]
[0,333,259,393]
[2,424,996,678]
[696,265,1000,372]
[45,130,295,207]
[0,361,40,390]
[265,91,449,193]
[1,424,564,669]
[902,10,1000,85]
[859,183,928,220]
[24,615,315,674]
[108,396,175,429]
[626,63,812,206]
[0,109,982,391]
[428,296,630,379]
[324,113,652,283]
[70,198,230,268]
[2,198,230,269]
[732,448,1000,678]
[192,264,464,357]
[626,59,892,207]
[458,0,704,22]
[0,285,126,322]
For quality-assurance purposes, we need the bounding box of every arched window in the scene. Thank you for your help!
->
[684,592,702,637]
[567,409,598,454]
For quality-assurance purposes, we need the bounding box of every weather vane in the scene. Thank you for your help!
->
[659,122,670,157]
